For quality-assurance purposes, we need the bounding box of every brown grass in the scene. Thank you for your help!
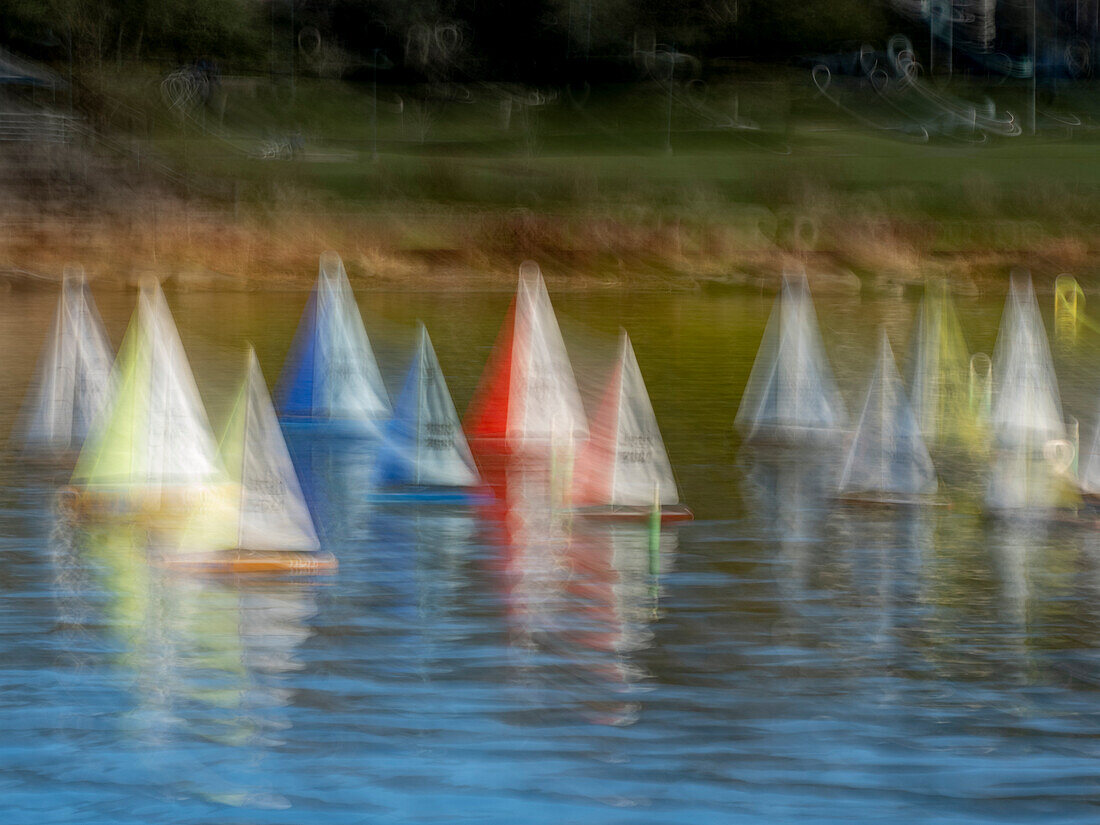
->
[4,196,1099,296]
[2,137,1099,295]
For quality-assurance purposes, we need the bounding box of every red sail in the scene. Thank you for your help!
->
[464,298,517,454]
[571,358,623,507]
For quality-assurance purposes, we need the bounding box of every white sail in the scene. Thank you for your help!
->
[839,330,937,497]
[1080,405,1100,495]
[507,261,588,450]
[735,271,847,443]
[990,274,1064,447]
[234,350,320,552]
[610,333,679,505]
[413,327,481,487]
[23,267,115,451]
[143,286,223,487]
[315,251,390,420]
[577,331,680,507]
[72,280,223,495]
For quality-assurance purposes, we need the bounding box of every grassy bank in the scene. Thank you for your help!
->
[4,68,1100,292]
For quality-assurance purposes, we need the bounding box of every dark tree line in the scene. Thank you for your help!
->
[0,0,898,80]
[3,0,1089,83]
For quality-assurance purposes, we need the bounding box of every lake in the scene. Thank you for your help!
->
[3,283,1100,824]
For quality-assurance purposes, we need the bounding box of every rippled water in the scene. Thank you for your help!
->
[3,285,1100,823]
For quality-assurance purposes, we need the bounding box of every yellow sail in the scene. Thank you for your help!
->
[69,281,227,519]
[909,280,984,452]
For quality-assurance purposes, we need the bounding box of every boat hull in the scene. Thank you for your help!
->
[280,417,382,439]
[572,503,694,523]
[159,549,338,574]
[365,486,494,505]
[833,493,951,509]
[56,484,235,525]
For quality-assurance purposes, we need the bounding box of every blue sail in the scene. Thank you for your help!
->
[373,349,422,486]
[370,325,484,500]
[274,252,391,434]
[275,287,319,418]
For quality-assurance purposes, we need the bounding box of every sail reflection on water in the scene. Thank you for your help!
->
[56,523,319,806]
[362,507,480,646]
[826,508,932,658]
[496,467,673,726]
[739,449,836,571]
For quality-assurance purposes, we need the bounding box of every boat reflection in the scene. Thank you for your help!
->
[740,447,836,596]
[495,465,673,726]
[827,507,931,657]
[56,522,319,808]
[362,506,481,648]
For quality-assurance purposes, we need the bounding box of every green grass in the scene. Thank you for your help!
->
[65,67,1100,284]
[96,67,1100,213]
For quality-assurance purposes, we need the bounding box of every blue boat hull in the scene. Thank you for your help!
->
[280,418,382,439]
[365,486,494,505]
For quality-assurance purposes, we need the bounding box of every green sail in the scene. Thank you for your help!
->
[71,281,224,497]
[71,298,152,487]
[908,280,983,451]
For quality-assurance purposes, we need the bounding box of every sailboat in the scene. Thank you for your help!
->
[837,330,941,505]
[1074,388,1100,508]
[571,330,692,521]
[464,261,588,459]
[167,348,336,573]
[61,279,230,521]
[275,251,390,436]
[989,273,1065,449]
[19,266,115,456]
[370,324,490,504]
[985,273,1077,513]
[735,271,847,445]
[907,280,982,451]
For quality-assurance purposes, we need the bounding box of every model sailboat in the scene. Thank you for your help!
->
[908,280,981,450]
[1075,401,1100,506]
[371,324,489,503]
[20,266,115,456]
[837,330,940,505]
[735,271,847,444]
[275,251,390,436]
[571,331,691,521]
[989,274,1065,449]
[64,280,228,519]
[169,348,335,573]
[464,261,588,458]
[985,273,1077,512]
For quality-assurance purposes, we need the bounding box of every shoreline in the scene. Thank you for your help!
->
[0,203,1094,296]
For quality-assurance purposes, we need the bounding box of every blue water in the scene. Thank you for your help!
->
[3,287,1100,823]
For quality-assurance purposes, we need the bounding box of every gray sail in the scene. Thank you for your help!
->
[839,330,937,498]
[736,271,847,443]
[22,267,115,452]
[412,326,481,487]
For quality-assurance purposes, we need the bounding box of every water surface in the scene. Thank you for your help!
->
[3,285,1100,824]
